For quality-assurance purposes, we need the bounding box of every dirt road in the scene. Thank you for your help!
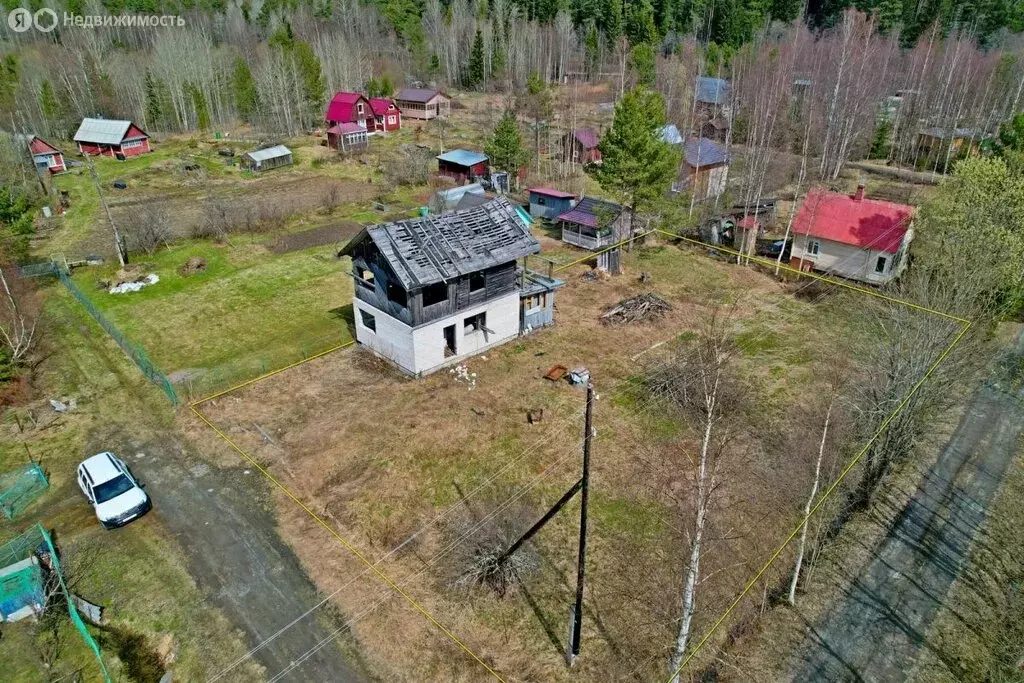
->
[791,335,1024,680]
[97,428,367,682]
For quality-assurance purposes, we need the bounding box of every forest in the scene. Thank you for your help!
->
[2,0,1023,194]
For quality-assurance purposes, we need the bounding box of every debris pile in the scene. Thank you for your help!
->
[600,293,671,325]
[450,363,477,390]
[579,268,611,282]
[109,273,159,294]
[178,257,207,277]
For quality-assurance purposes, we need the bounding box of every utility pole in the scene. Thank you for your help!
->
[87,156,127,267]
[568,382,594,666]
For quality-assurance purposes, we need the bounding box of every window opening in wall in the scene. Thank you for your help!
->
[422,282,448,306]
[387,282,407,307]
[443,325,456,357]
[359,309,376,332]
[875,255,887,273]
[464,312,487,335]
[469,271,486,293]
[357,268,375,290]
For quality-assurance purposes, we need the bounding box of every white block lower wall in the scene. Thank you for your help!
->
[353,291,521,375]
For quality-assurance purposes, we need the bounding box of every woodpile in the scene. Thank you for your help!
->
[600,293,672,325]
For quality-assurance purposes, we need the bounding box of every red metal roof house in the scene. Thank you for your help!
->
[27,136,65,174]
[789,185,914,285]
[369,98,401,132]
[326,92,373,131]
[74,118,150,158]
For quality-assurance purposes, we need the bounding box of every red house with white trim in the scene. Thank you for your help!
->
[27,136,65,174]
[789,185,914,286]
[74,118,150,158]
[325,92,373,131]
[369,98,401,132]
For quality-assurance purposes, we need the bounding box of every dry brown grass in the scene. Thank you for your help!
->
[184,238,855,681]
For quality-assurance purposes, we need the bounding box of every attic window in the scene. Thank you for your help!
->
[422,282,448,306]
[469,271,486,293]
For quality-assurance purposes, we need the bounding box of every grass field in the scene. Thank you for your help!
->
[67,237,354,399]
[187,238,862,681]
[0,288,262,681]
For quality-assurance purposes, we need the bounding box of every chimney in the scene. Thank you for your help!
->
[854,182,865,201]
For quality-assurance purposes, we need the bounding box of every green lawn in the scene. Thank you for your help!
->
[68,238,354,399]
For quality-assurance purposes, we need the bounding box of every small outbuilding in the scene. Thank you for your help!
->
[432,183,487,213]
[395,88,451,120]
[564,128,601,164]
[74,118,150,158]
[658,124,684,146]
[240,145,293,172]
[437,149,489,184]
[26,136,65,174]
[327,123,370,153]
[557,196,626,251]
[674,137,729,200]
[528,187,576,219]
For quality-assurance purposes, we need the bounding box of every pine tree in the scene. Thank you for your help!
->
[188,83,211,130]
[39,80,65,137]
[485,109,530,182]
[869,118,892,159]
[592,87,680,233]
[585,22,600,77]
[143,71,168,131]
[522,71,553,173]
[467,29,486,89]
[625,0,659,45]
[629,43,656,87]
[232,56,258,123]
[491,19,506,79]
[601,0,623,44]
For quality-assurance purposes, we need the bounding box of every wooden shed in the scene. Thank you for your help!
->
[437,149,489,184]
[528,188,576,219]
[240,145,293,172]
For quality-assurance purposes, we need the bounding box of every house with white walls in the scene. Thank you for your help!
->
[340,197,562,375]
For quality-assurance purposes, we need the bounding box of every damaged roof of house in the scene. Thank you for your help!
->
[340,196,539,289]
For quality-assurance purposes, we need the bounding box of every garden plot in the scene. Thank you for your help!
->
[187,241,867,681]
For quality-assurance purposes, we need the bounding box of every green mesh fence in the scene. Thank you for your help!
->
[0,463,49,519]
[55,268,179,407]
[0,525,110,681]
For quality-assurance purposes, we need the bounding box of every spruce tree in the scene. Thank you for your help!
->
[467,29,486,89]
[592,87,680,234]
[232,56,258,123]
[485,109,530,184]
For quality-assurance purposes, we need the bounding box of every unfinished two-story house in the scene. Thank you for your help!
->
[340,197,563,375]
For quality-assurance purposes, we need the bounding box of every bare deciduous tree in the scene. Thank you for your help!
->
[650,308,743,681]
[0,265,38,363]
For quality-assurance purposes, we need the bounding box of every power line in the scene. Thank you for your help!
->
[203,222,926,680]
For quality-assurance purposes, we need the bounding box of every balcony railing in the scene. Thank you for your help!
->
[561,227,616,251]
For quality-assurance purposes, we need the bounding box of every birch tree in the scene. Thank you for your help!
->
[653,309,742,681]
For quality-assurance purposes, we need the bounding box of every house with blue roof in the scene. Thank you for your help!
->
[694,76,732,142]
[672,137,730,200]
[437,149,490,184]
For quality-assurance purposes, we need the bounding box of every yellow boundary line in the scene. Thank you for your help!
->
[186,229,970,682]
